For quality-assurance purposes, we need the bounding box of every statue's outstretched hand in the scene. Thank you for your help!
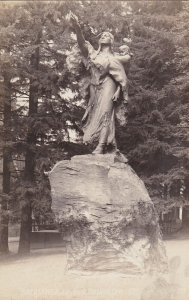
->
[67,11,79,28]
[66,11,88,57]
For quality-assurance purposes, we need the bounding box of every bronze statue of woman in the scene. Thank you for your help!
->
[69,13,131,154]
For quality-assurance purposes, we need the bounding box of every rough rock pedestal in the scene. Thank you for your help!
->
[48,153,167,274]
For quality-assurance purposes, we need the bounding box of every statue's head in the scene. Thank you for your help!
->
[119,45,130,55]
[98,32,114,46]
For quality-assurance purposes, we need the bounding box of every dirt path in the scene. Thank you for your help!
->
[0,240,189,300]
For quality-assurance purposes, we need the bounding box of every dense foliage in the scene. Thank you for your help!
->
[119,1,189,211]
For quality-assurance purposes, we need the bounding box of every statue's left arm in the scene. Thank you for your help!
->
[109,59,128,92]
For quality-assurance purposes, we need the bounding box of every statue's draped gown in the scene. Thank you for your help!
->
[82,41,127,146]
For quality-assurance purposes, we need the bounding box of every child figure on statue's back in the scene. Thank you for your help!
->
[118,45,133,102]
[111,44,133,104]
[119,44,133,71]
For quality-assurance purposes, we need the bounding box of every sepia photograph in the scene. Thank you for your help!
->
[0,0,189,299]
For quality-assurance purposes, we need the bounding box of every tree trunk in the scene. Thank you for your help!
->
[18,36,40,254]
[0,78,11,254]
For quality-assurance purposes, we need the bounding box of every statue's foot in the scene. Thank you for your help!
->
[106,143,118,154]
[92,143,104,154]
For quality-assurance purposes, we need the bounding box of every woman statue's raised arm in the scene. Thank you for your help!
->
[69,12,88,58]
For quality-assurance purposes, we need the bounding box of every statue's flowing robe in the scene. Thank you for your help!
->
[82,42,128,145]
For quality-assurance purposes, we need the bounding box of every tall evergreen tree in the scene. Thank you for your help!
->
[0,76,11,253]
[0,1,89,253]
[118,0,189,211]
[0,3,19,253]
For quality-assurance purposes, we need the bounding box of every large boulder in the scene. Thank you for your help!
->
[48,153,167,274]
